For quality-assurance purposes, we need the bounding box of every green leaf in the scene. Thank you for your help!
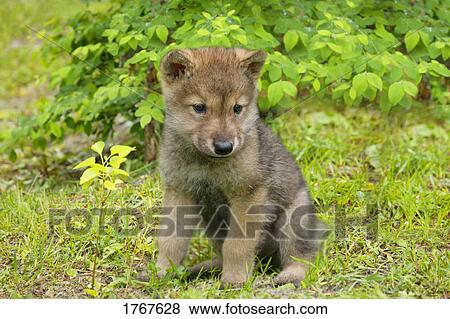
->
[267,81,284,106]
[156,25,168,43]
[281,81,297,97]
[328,43,343,53]
[232,33,247,45]
[135,104,151,117]
[107,86,119,100]
[298,31,309,46]
[150,108,165,123]
[109,156,126,169]
[301,75,314,82]
[268,64,282,82]
[333,83,350,92]
[103,180,116,190]
[402,81,418,97]
[52,66,71,80]
[380,92,391,113]
[282,64,299,80]
[310,41,326,50]
[419,31,430,47]
[317,30,332,37]
[374,24,396,43]
[73,157,96,170]
[312,78,321,92]
[79,168,100,185]
[111,168,129,177]
[106,43,119,56]
[405,31,420,52]
[427,61,450,77]
[119,35,132,46]
[334,19,351,32]
[357,34,369,45]
[366,73,383,91]
[283,30,299,51]
[102,29,119,42]
[129,37,138,50]
[352,73,368,95]
[8,150,17,162]
[91,163,106,173]
[125,50,151,65]
[442,46,450,60]
[91,141,105,155]
[84,289,98,297]
[72,46,89,60]
[146,26,156,38]
[66,268,78,277]
[434,41,445,49]
[50,122,62,138]
[388,82,404,105]
[197,28,210,36]
[110,145,136,158]
[349,87,357,100]
[140,114,152,128]
[138,36,149,49]
[120,87,130,98]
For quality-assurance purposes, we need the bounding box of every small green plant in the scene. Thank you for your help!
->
[73,141,135,191]
[73,140,135,297]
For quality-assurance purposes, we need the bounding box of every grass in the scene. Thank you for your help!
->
[0,0,449,299]
[1,100,449,298]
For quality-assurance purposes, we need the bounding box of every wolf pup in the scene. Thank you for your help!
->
[155,47,323,287]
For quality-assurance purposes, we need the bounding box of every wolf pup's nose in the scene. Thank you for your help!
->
[213,139,233,156]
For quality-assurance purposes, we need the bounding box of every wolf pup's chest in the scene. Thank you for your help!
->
[186,160,247,195]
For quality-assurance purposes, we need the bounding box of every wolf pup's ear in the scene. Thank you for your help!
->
[160,49,192,82]
[238,49,266,80]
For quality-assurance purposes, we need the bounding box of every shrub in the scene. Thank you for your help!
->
[4,0,449,160]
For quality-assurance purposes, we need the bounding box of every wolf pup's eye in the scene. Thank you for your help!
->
[233,104,243,114]
[193,103,206,114]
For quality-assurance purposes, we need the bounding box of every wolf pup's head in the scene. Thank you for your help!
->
[160,47,266,158]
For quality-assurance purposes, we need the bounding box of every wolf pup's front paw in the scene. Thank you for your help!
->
[155,260,169,278]
[273,264,306,287]
[136,270,150,282]
[136,266,167,282]
[220,271,248,289]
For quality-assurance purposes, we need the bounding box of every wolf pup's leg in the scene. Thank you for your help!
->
[188,257,222,279]
[274,189,319,286]
[221,187,268,287]
[156,188,197,277]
